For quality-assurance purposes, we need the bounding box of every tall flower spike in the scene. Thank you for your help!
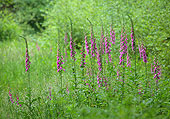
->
[126,51,131,67]
[25,48,31,72]
[119,29,128,65]
[141,44,147,63]
[80,43,86,68]
[96,50,102,71]
[90,33,97,57]
[131,27,134,51]
[97,72,102,88]
[9,90,14,103]
[138,44,142,58]
[70,34,76,61]
[85,35,90,55]
[56,48,65,72]
[16,94,21,106]
[153,58,161,82]
[105,36,112,63]
[110,26,115,45]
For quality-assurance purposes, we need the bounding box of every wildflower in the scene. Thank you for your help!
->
[90,33,97,57]
[105,36,112,63]
[138,87,144,95]
[103,77,108,87]
[16,95,22,106]
[141,44,147,63]
[138,44,142,58]
[67,87,69,94]
[97,73,108,88]
[130,27,134,51]
[70,34,76,61]
[9,90,14,103]
[56,48,65,72]
[25,48,31,72]
[110,26,115,45]
[85,35,90,55]
[96,50,102,71]
[119,29,128,65]
[97,73,102,87]
[80,44,86,68]
[126,51,131,67]
[153,58,161,82]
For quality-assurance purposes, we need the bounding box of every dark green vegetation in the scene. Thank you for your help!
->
[0,0,170,119]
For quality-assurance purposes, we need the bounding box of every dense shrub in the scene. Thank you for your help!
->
[0,0,15,11]
[0,11,22,41]
[13,0,50,32]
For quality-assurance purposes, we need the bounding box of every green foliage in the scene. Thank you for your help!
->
[0,11,22,41]
[0,0,15,10]
[0,0,170,118]
[42,0,170,78]
[13,0,50,32]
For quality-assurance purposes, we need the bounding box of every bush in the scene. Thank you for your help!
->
[0,11,22,41]
[13,0,50,32]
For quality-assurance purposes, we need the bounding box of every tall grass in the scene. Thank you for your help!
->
[0,15,170,118]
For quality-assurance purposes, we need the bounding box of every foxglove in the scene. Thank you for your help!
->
[25,48,31,72]
[119,29,128,65]
[110,26,115,45]
[80,44,86,68]
[126,51,131,67]
[70,34,76,61]
[85,35,90,55]
[130,27,134,51]
[56,48,65,72]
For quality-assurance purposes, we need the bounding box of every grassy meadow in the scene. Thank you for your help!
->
[0,0,170,119]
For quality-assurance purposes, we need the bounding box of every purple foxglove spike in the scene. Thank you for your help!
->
[57,48,65,72]
[80,44,86,68]
[70,35,76,61]
[85,35,90,55]
[90,33,97,57]
[119,29,128,65]
[153,57,161,83]
[130,27,134,51]
[96,51,102,71]
[25,48,31,72]
[110,26,115,45]
[126,51,131,67]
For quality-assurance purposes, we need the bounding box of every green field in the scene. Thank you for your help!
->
[0,0,170,118]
